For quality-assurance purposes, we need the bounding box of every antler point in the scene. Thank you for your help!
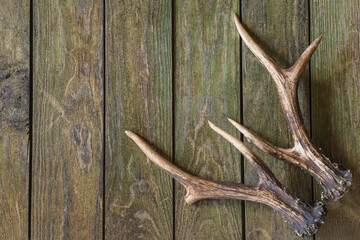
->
[208,120,215,127]
[314,35,323,44]
[227,117,235,124]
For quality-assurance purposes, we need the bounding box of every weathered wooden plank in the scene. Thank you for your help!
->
[0,0,30,239]
[175,1,242,239]
[0,0,29,239]
[241,1,313,239]
[311,0,360,239]
[105,0,173,239]
[32,0,103,238]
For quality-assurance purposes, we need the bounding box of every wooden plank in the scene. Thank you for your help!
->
[175,1,243,239]
[241,1,313,239]
[0,0,29,238]
[311,0,360,239]
[105,0,173,239]
[32,0,103,238]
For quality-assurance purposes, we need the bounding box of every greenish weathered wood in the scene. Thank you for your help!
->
[311,1,360,239]
[32,0,103,238]
[175,1,242,239]
[0,0,29,239]
[105,0,173,239]
[241,1,313,239]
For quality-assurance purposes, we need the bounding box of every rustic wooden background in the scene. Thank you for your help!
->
[0,0,359,239]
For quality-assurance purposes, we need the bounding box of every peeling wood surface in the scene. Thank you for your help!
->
[175,1,242,239]
[32,0,103,238]
[0,0,29,239]
[311,0,360,239]
[0,0,359,239]
[241,1,312,239]
[105,0,173,239]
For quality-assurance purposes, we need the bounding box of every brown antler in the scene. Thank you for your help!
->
[126,122,326,237]
[233,14,352,201]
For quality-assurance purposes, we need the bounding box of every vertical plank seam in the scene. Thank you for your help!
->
[103,0,106,239]
[171,0,176,239]
[239,1,245,240]
[29,0,34,239]
[307,1,316,239]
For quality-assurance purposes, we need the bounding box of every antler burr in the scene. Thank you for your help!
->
[233,14,352,201]
[125,122,327,237]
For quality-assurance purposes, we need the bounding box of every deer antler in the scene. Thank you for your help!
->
[233,14,352,201]
[125,123,327,237]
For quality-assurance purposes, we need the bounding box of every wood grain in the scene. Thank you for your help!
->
[105,0,173,239]
[241,0,313,239]
[174,1,242,239]
[311,0,360,239]
[0,0,356,238]
[32,0,103,238]
[0,0,29,239]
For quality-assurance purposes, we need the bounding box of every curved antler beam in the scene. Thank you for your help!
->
[234,14,352,201]
[126,127,326,237]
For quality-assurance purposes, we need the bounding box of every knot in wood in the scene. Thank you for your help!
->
[0,66,29,130]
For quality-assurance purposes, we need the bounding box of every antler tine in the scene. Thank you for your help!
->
[226,118,294,161]
[286,36,323,84]
[125,131,195,182]
[233,14,284,84]
[227,118,316,172]
[126,129,326,236]
[234,13,322,88]
[233,14,352,201]
[208,120,278,184]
